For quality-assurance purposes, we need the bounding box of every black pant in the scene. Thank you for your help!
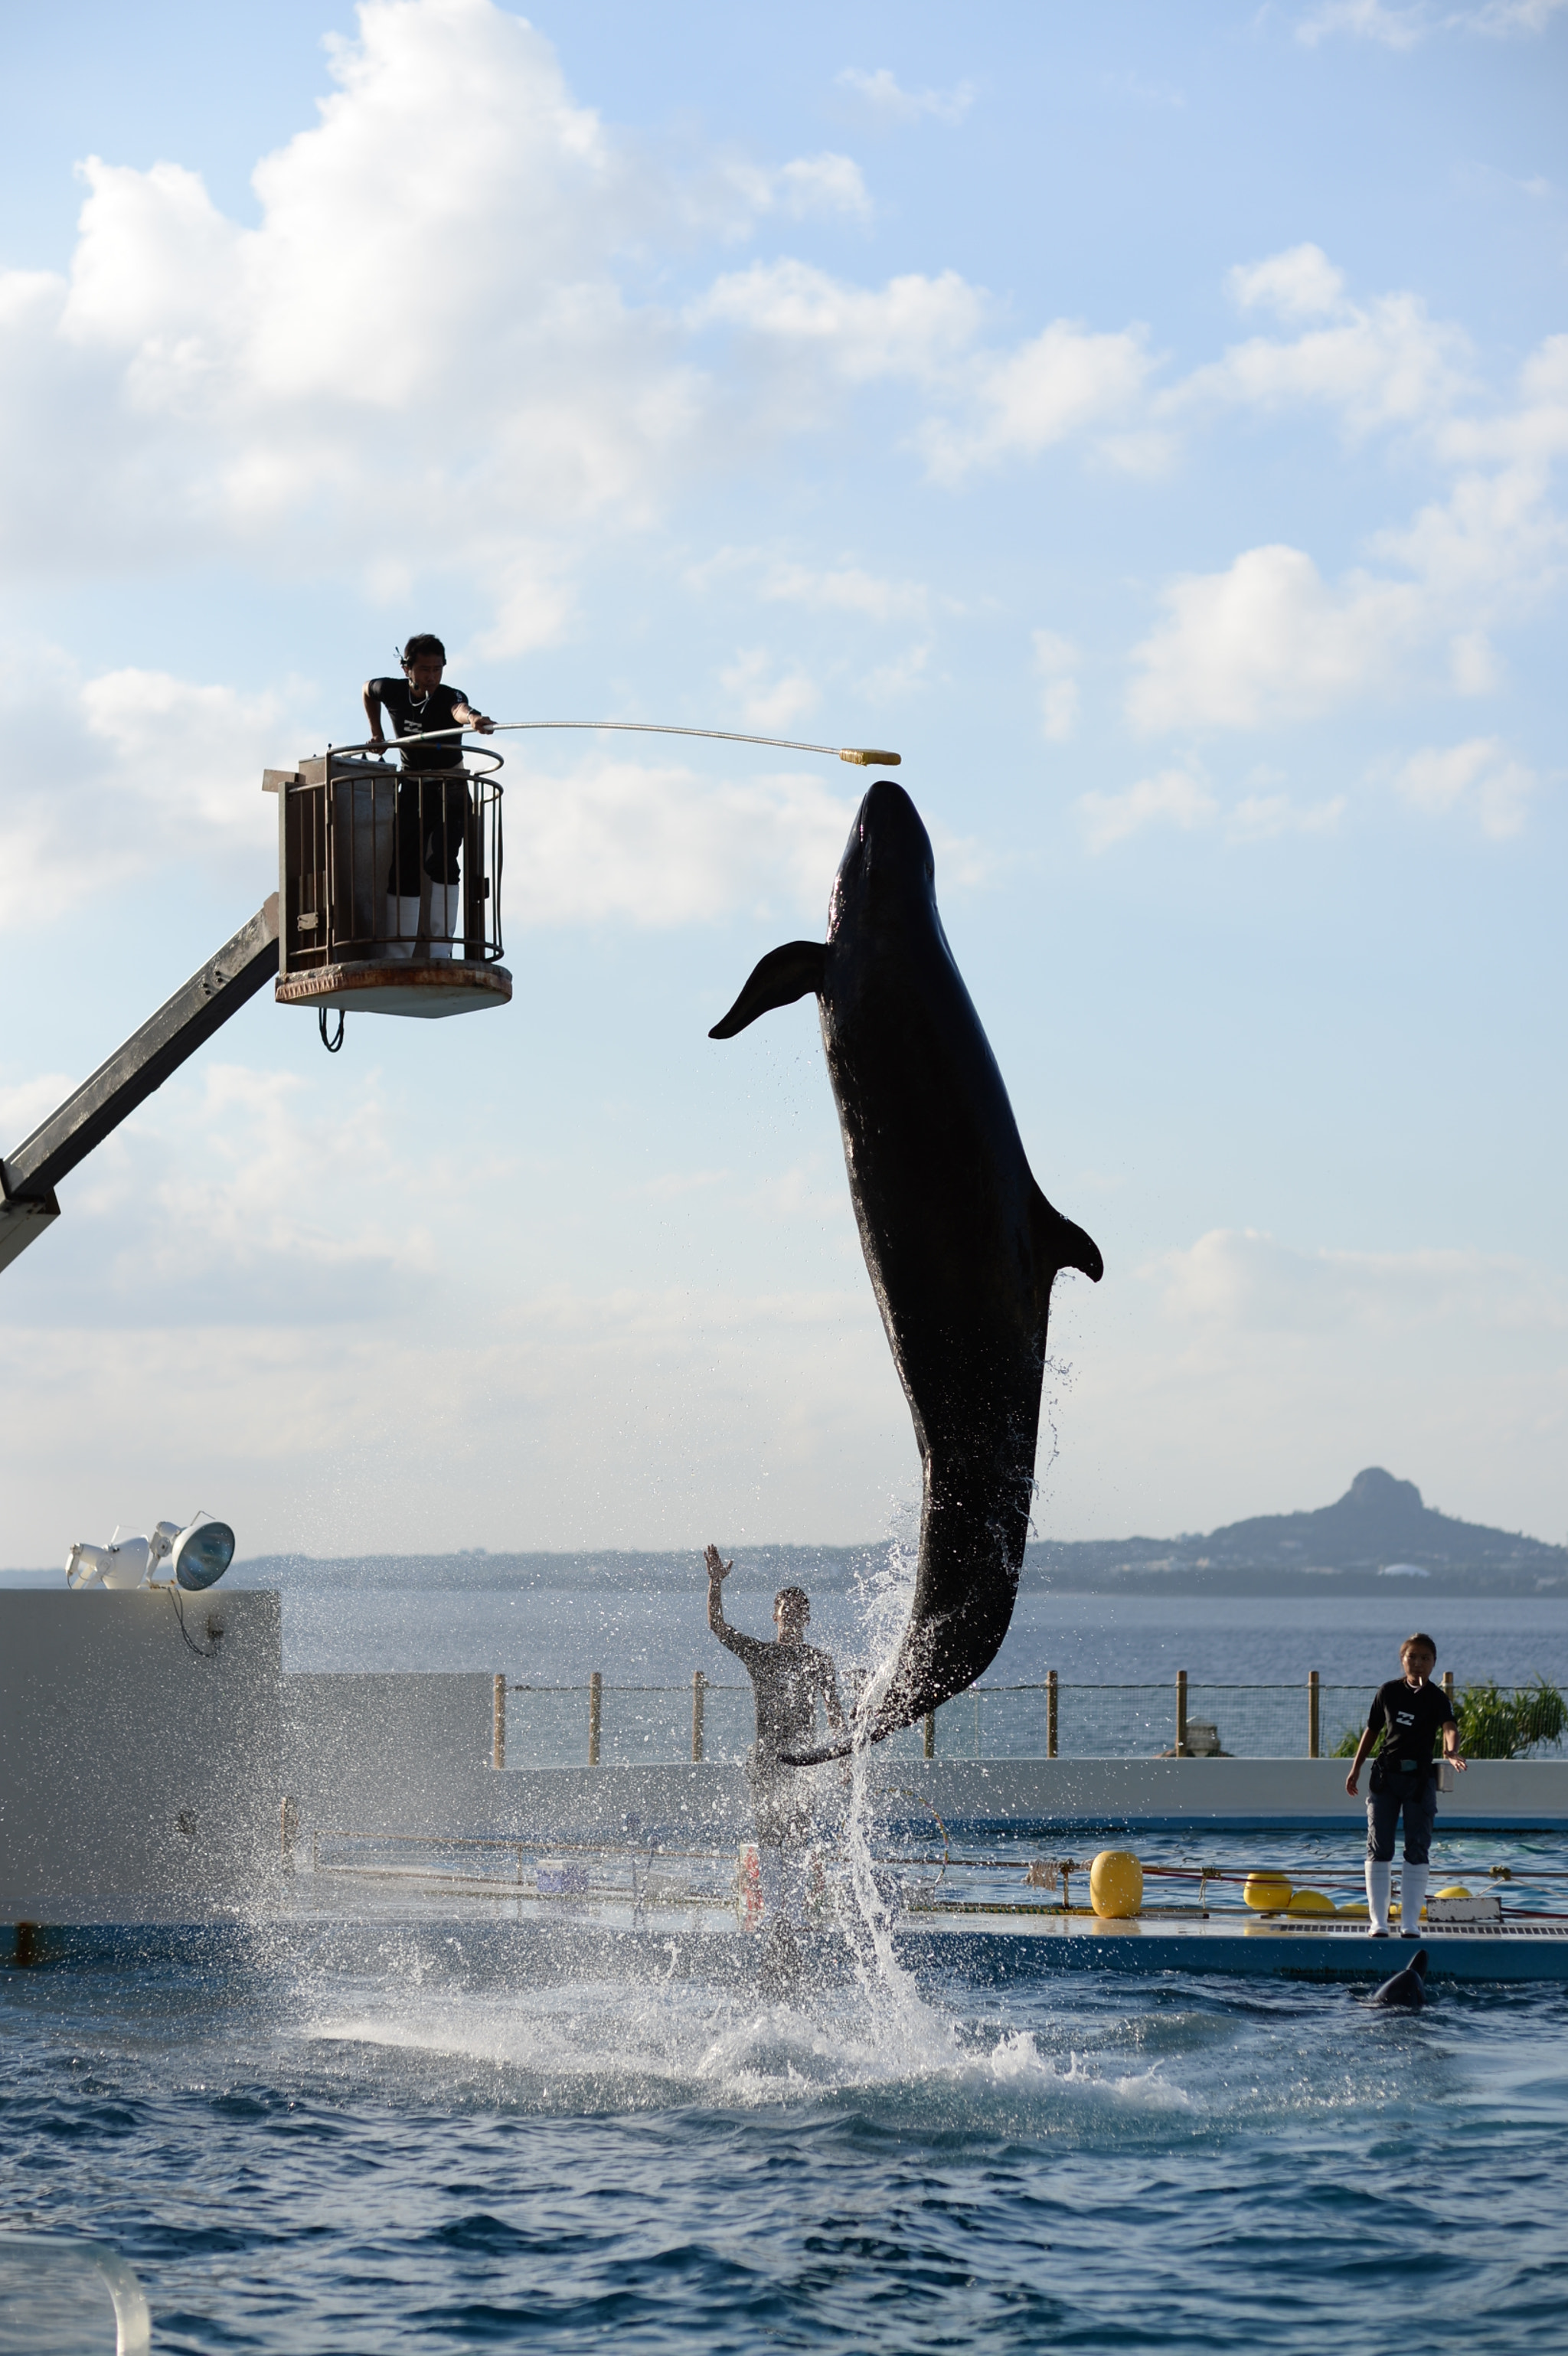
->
[389,771,470,893]
[1366,1770,1438,1862]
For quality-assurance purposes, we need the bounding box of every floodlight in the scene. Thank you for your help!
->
[65,1541,115,1589]
[171,1515,236,1591]
[64,1511,235,1592]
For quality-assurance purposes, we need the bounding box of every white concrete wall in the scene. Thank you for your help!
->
[0,1590,281,1910]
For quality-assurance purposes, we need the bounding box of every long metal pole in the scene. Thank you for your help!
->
[343,722,900,766]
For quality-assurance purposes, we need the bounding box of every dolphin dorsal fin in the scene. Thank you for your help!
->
[709,942,826,1039]
[1030,1184,1104,1286]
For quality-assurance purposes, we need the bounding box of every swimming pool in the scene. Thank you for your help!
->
[5,1820,1568,2352]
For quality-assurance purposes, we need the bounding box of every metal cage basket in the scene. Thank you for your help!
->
[271,744,511,1019]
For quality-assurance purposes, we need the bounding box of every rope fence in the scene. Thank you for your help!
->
[485,1671,1566,1770]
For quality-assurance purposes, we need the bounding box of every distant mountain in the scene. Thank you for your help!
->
[177,1468,1566,1600]
[1024,1467,1568,1596]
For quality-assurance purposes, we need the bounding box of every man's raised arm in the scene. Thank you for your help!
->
[706,1543,743,1652]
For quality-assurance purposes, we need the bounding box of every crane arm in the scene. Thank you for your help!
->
[0,895,280,1276]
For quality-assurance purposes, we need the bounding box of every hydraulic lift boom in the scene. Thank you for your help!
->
[0,896,280,1276]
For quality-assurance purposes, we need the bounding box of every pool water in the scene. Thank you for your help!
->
[5,1828,1568,2351]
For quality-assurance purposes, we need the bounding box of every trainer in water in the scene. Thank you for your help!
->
[709,781,1102,1759]
[1345,1633,1466,1937]
[705,1544,844,1927]
[363,635,495,958]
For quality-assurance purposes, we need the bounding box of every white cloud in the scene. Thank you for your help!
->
[1180,245,1472,435]
[760,562,932,622]
[0,650,300,928]
[690,258,985,384]
[1391,737,1538,835]
[835,67,976,124]
[1296,0,1568,40]
[1150,1227,1568,1335]
[720,152,873,225]
[1076,765,1217,852]
[918,321,1151,482]
[1131,310,1568,739]
[1225,789,1347,841]
[1227,243,1348,321]
[719,649,822,733]
[1032,629,1081,742]
[510,753,854,926]
[1296,1,1430,45]
[1128,544,1423,731]
[691,262,1148,478]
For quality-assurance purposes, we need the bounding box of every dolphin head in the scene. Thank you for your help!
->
[829,780,935,940]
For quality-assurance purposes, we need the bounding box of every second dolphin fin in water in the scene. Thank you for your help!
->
[709,943,826,1039]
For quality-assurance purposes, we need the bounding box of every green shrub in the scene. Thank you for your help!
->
[1330,1679,1566,1763]
[1455,1678,1566,1761]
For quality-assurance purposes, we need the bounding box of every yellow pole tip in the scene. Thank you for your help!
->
[840,748,901,766]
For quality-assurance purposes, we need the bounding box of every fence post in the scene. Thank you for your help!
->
[492,1673,506,1772]
[1443,1670,1454,1703]
[1308,1669,1320,1760]
[1176,1669,1187,1759]
[1047,1669,1058,1760]
[691,1669,705,1763]
[280,1795,299,1862]
[589,1671,602,1766]
[923,1711,936,1760]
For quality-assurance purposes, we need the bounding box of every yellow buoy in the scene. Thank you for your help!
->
[1338,1901,1370,1916]
[1285,1888,1335,1914]
[1436,1885,1472,1900]
[1243,1874,1293,1913]
[1089,1850,1144,1918]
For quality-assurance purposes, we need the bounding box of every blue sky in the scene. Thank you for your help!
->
[2,0,1564,1565]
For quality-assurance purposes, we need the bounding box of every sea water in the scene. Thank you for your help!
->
[5,1583,1567,2347]
[4,1846,1568,2352]
[277,1586,1568,1688]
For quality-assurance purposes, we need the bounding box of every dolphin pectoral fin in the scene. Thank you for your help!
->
[708,941,826,1039]
[778,1734,858,1768]
[1031,1186,1104,1284]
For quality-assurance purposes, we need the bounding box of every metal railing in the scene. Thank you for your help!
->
[279,746,505,974]
[485,1668,1564,1769]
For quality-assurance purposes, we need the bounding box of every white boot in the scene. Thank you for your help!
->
[1400,1862,1429,1936]
[428,882,460,960]
[385,894,421,959]
[1367,1858,1393,1936]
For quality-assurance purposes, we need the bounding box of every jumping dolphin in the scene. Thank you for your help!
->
[710,780,1102,1760]
[1367,1947,1429,2009]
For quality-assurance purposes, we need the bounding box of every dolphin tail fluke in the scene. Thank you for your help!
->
[1031,1186,1104,1285]
[709,942,826,1039]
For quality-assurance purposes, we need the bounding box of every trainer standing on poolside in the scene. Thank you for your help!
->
[705,1543,845,1930]
[1345,1632,1466,1938]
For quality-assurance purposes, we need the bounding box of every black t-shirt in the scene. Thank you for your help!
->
[368,678,469,770]
[1366,1677,1454,1779]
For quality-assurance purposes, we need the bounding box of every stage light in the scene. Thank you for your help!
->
[65,1512,235,1592]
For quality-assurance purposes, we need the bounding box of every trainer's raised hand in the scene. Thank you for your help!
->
[704,1543,733,1585]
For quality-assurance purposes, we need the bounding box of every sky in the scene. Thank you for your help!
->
[1,0,1564,1566]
